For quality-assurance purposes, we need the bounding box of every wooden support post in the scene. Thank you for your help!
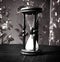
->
[23,13,26,49]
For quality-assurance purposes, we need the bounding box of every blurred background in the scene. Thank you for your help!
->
[0,0,60,46]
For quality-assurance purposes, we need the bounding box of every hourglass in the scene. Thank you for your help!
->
[19,7,42,55]
[17,0,42,55]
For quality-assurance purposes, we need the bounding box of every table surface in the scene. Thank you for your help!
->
[0,44,60,62]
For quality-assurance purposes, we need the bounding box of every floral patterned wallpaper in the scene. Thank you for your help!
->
[49,0,60,46]
[0,0,50,45]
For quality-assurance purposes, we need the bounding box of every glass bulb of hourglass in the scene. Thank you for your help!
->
[25,26,39,51]
[25,34,39,51]
[25,19,39,51]
[25,15,39,51]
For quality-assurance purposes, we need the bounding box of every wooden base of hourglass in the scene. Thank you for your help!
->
[20,49,40,56]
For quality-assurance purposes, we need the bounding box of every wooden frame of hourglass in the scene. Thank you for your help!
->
[19,6,42,55]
